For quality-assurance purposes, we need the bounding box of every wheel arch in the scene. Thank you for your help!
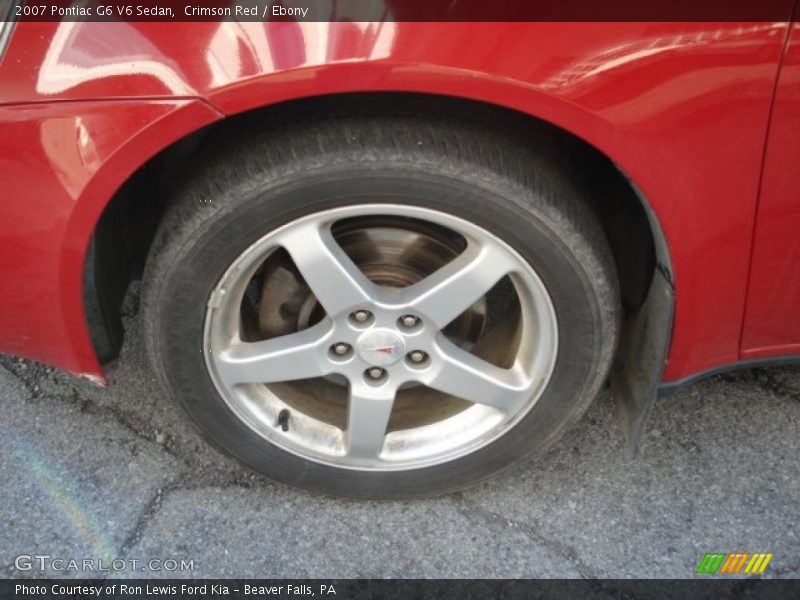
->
[85,89,673,445]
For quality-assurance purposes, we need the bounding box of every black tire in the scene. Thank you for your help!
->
[141,107,620,499]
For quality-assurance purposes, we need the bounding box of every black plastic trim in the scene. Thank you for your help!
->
[608,169,675,450]
[658,355,800,397]
[610,267,674,450]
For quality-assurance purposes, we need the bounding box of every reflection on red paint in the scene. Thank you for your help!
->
[0,18,796,383]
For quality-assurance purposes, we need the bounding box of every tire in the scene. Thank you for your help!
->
[141,107,620,499]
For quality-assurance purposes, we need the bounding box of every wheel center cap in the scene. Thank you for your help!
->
[355,329,405,366]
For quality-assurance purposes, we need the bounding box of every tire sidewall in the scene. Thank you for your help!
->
[146,164,616,498]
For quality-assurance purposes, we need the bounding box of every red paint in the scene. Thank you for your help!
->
[0,20,798,382]
[741,21,800,360]
[0,99,221,376]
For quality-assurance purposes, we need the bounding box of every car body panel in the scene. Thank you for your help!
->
[0,20,797,383]
[0,99,222,377]
[742,20,800,358]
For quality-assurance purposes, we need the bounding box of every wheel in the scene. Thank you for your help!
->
[142,109,620,498]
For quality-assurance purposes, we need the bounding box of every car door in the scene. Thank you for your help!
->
[741,18,800,360]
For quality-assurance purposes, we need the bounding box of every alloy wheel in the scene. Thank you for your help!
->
[203,204,559,470]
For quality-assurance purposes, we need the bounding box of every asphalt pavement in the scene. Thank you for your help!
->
[2,284,798,579]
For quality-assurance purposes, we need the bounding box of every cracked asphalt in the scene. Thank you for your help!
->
[1,285,799,579]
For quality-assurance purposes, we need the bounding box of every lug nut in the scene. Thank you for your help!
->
[400,315,419,328]
[352,310,372,323]
[408,350,428,363]
[366,367,386,380]
[331,343,351,356]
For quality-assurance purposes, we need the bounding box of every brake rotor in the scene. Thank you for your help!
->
[256,217,487,347]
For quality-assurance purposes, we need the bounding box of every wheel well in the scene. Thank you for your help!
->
[85,92,665,364]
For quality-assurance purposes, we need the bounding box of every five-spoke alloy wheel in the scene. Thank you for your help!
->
[142,107,620,497]
[203,205,558,470]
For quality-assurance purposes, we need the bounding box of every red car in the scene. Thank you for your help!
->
[1,15,798,497]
